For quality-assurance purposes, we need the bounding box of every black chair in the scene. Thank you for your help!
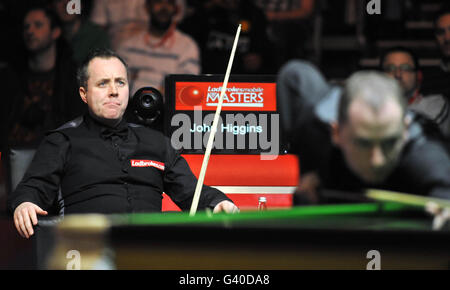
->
[5,148,36,196]
[4,147,62,269]
[5,147,64,216]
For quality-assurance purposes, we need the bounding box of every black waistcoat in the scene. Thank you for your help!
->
[56,117,171,214]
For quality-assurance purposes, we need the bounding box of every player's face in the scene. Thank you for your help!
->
[382,52,417,98]
[23,10,58,52]
[436,14,450,57]
[333,99,407,184]
[80,57,129,121]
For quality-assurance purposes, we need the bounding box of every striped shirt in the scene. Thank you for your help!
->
[253,0,302,12]
[117,29,200,95]
[90,0,186,29]
[90,0,149,28]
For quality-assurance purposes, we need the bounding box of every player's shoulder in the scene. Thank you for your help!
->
[46,116,84,135]
[45,116,85,141]
[403,132,450,169]
[128,122,166,138]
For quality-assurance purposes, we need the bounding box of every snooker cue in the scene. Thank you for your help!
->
[189,24,242,216]
[366,189,450,209]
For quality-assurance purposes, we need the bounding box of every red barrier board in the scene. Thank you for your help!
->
[162,154,299,212]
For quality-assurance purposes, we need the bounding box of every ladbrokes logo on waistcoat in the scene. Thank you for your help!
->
[130,160,165,171]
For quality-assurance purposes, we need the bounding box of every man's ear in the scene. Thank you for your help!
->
[79,87,88,104]
[52,27,61,40]
[330,121,340,145]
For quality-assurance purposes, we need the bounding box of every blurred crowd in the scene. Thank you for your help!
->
[0,0,448,151]
[0,0,317,151]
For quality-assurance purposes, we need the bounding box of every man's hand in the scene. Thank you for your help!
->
[13,202,48,239]
[213,200,240,214]
[293,172,321,204]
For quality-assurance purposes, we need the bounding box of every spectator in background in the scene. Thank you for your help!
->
[51,0,111,65]
[90,0,185,50]
[89,0,148,50]
[380,47,421,104]
[422,5,450,98]
[117,0,199,96]
[379,47,450,146]
[252,0,315,71]
[5,6,84,148]
[435,7,450,73]
[179,0,273,74]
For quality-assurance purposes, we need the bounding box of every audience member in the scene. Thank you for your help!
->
[89,0,148,49]
[179,0,274,74]
[252,0,316,71]
[422,5,450,98]
[5,6,84,148]
[117,0,200,95]
[380,47,450,143]
[90,0,185,50]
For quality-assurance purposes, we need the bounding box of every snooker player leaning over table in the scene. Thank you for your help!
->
[277,60,450,204]
[8,48,239,239]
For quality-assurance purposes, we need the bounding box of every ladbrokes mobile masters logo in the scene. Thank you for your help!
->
[175,82,277,111]
[170,81,280,160]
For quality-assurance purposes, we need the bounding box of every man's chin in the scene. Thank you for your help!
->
[89,111,123,126]
[103,114,121,120]
[103,109,125,120]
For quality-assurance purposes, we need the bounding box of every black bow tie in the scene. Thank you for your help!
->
[100,125,129,140]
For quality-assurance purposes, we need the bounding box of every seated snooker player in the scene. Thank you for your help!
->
[277,61,450,204]
[8,48,238,239]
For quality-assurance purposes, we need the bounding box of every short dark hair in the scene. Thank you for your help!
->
[434,3,450,27]
[23,5,62,29]
[379,46,419,71]
[77,48,129,89]
[338,71,406,125]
